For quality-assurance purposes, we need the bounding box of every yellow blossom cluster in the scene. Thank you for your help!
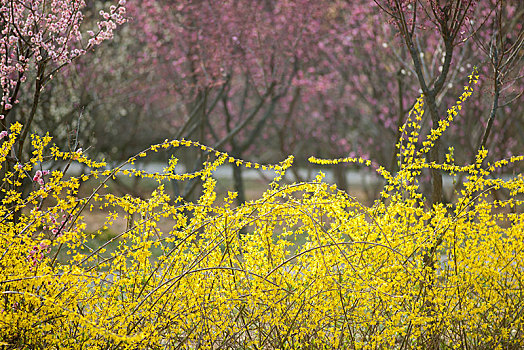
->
[419,68,480,156]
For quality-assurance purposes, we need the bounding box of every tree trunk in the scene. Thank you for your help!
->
[231,145,246,207]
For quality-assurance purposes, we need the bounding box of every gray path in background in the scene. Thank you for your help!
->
[50,161,382,185]
[46,161,511,190]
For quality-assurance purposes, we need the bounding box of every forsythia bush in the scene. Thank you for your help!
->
[1,74,524,349]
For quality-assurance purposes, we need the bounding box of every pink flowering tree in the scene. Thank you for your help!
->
[469,1,523,156]
[31,21,162,164]
[267,2,409,192]
[370,0,523,204]
[0,0,127,172]
[127,0,334,203]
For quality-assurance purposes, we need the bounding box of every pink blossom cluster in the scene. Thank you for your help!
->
[32,169,49,186]
[87,4,127,47]
[40,210,71,237]
[28,241,50,267]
